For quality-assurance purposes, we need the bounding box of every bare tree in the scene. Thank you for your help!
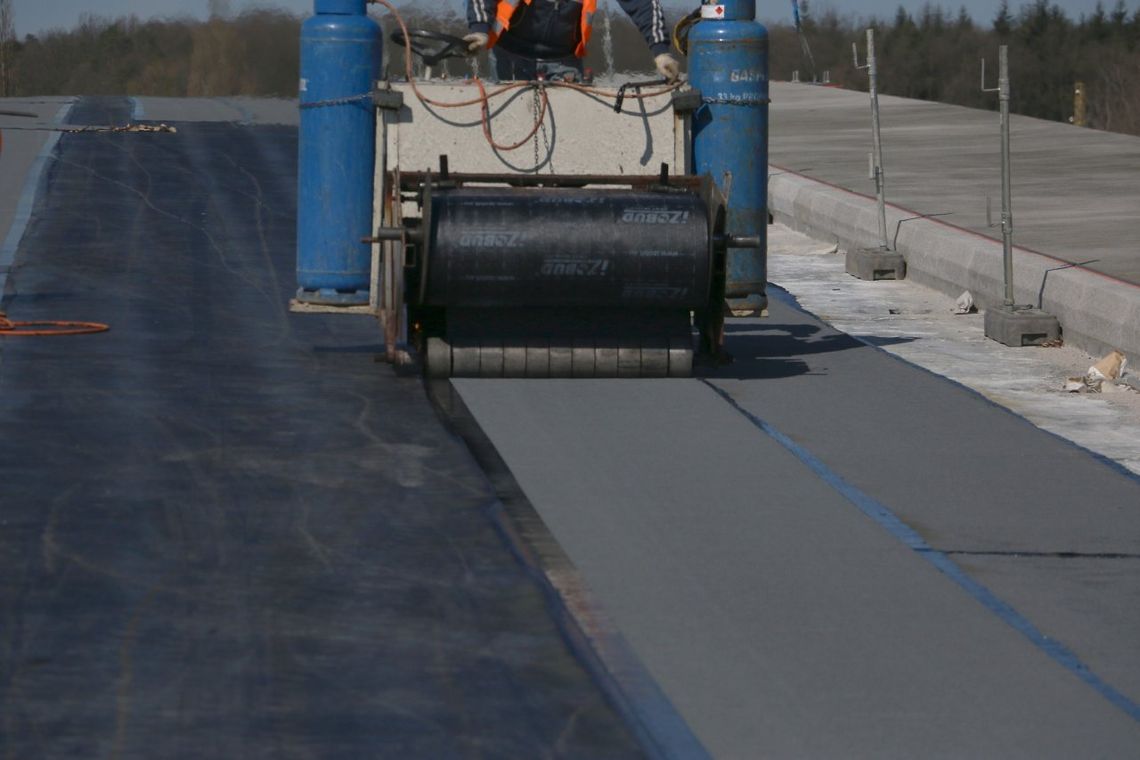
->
[0,0,14,97]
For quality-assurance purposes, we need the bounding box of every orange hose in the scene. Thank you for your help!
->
[371,0,681,154]
[0,313,109,336]
[476,77,550,151]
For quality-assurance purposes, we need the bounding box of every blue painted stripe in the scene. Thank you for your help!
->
[1,100,75,294]
[701,378,1140,725]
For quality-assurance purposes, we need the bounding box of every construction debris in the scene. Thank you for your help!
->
[1064,349,1129,393]
[61,123,178,134]
[953,290,976,314]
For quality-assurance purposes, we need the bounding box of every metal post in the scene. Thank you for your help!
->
[978,45,1057,347]
[1072,81,1086,127]
[998,46,1014,307]
[854,29,888,250]
[845,28,905,281]
[983,46,1014,307]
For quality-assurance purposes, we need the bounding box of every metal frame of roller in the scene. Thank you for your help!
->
[370,166,741,379]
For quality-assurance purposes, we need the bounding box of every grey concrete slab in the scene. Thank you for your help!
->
[0,97,74,255]
[454,377,1140,758]
[768,166,1140,361]
[769,82,1140,284]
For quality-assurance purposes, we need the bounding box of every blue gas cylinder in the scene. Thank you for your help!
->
[296,0,381,305]
[688,0,769,312]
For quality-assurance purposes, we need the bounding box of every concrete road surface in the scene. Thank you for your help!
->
[768,81,1140,284]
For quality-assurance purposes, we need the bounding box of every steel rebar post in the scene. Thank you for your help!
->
[998,45,1014,307]
[867,29,889,250]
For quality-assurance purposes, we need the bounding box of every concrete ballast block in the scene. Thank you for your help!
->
[984,306,1061,347]
[846,248,907,281]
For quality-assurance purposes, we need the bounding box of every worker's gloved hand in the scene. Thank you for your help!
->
[463,32,489,53]
[655,53,681,82]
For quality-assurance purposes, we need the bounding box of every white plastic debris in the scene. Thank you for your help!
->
[953,291,975,314]
[1063,377,1087,393]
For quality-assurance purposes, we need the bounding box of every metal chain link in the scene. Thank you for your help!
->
[532,86,541,174]
[528,84,555,174]
[540,101,554,175]
[299,93,373,110]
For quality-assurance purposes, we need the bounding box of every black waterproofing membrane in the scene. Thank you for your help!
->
[0,97,644,758]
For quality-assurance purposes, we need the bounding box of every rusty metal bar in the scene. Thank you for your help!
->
[396,171,703,191]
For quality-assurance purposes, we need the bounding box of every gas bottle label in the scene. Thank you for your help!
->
[708,92,768,105]
[729,69,766,83]
[700,4,726,18]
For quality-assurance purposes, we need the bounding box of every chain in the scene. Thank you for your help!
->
[532,86,541,173]
[299,93,373,110]
[529,83,556,174]
[540,98,554,174]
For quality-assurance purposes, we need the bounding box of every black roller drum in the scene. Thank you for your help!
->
[422,188,712,309]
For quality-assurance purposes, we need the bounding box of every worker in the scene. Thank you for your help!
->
[464,0,680,83]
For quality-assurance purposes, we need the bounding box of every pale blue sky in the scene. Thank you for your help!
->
[9,0,1138,38]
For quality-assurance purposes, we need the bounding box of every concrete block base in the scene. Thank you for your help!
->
[846,248,907,281]
[984,305,1061,347]
[726,293,769,318]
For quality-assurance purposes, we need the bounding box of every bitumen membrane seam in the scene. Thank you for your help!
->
[941,550,1140,560]
[700,377,1140,726]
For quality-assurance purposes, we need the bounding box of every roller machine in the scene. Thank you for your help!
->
[295,0,769,380]
[369,167,759,377]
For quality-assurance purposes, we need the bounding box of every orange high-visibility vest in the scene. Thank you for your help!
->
[487,0,597,58]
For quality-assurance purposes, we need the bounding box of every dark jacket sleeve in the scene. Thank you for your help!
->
[614,0,671,56]
[467,0,497,33]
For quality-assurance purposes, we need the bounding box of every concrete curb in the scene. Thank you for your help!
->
[1,100,75,298]
[768,167,1140,361]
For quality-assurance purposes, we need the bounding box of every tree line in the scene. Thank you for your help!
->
[779,0,1140,135]
[0,1,1137,136]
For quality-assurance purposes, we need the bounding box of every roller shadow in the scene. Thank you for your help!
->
[703,321,917,379]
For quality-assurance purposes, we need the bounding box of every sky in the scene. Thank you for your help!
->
[9,0,1138,38]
